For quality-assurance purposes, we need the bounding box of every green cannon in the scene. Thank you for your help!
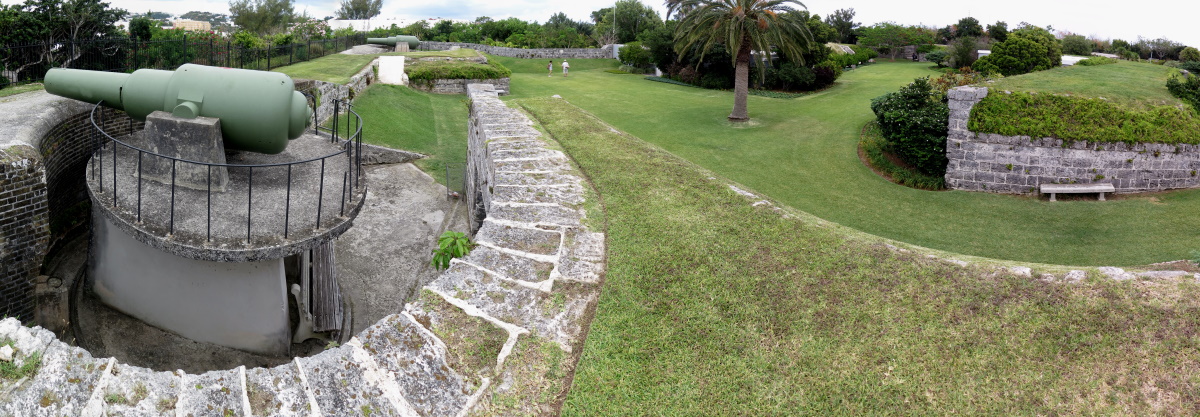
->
[44,64,311,154]
[366,35,420,49]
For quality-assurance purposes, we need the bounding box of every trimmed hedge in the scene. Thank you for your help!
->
[970,90,1200,145]
[405,59,512,81]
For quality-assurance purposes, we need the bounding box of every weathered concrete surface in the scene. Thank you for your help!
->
[337,163,463,336]
[138,111,230,191]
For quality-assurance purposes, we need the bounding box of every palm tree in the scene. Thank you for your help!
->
[670,0,813,122]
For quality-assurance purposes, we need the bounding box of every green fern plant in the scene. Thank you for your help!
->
[432,231,475,270]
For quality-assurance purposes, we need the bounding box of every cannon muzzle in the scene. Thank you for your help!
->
[45,64,312,155]
[366,36,420,49]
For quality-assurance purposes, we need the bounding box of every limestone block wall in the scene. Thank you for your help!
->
[0,82,607,416]
[945,86,1200,193]
[410,78,510,95]
[420,41,614,59]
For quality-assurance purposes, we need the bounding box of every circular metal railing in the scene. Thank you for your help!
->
[87,95,364,246]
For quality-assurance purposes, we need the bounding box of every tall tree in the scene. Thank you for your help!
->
[594,0,661,44]
[229,0,294,35]
[335,0,381,20]
[824,8,858,44]
[955,16,982,38]
[0,0,126,82]
[985,21,1007,42]
[671,0,813,122]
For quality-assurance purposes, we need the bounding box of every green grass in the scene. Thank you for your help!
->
[518,97,1200,415]
[985,60,1181,108]
[333,84,467,183]
[274,54,376,84]
[0,83,44,98]
[493,55,1200,266]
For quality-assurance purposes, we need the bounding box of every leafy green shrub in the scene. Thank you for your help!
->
[1167,74,1200,112]
[828,45,877,68]
[971,90,1200,144]
[925,50,948,67]
[271,33,294,46]
[870,77,950,176]
[233,31,266,49]
[859,121,946,190]
[812,61,842,88]
[406,59,512,81]
[1182,61,1200,73]
[973,25,1061,76]
[1077,56,1119,66]
[1061,34,1093,56]
[618,42,653,69]
[431,231,474,270]
[947,36,978,69]
[1181,47,1200,63]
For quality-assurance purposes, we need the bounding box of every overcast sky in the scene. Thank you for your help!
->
[82,0,1200,48]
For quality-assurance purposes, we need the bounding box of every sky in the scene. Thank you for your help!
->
[76,0,1200,48]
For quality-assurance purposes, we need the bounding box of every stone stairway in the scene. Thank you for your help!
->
[0,83,605,417]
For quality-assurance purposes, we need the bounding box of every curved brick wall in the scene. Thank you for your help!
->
[0,83,606,416]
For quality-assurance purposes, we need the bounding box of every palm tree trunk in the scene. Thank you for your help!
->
[729,41,752,122]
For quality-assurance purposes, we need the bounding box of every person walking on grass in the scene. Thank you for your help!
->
[548,60,553,77]
[562,60,570,77]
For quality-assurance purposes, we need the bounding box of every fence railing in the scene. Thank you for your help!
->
[1,33,366,89]
[87,96,364,246]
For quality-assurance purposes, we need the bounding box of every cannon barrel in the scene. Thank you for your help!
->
[366,36,420,49]
[44,64,312,155]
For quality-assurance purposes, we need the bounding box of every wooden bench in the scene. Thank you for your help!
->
[1041,183,1116,201]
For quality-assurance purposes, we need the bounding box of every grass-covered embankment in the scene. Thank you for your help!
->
[518,97,1200,416]
[493,56,1200,266]
[332,84,467,181]
[984,60,1181,108]
[971,90,1200,145]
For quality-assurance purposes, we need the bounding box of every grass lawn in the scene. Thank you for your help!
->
[335,84,468,184]
[518,97,1200,415]
[985,60,1182,108]
[0,83,44,98]
[493,56,1200,266]
[274,53,376,84]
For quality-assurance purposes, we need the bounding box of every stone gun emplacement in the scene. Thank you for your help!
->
[45,64,312,154]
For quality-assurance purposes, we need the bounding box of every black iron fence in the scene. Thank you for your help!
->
[88,95,364,246]
[1,33,366,88]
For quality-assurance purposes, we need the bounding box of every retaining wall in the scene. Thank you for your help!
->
[410,77,510,95]
[0,83,606,416]
[420,41,614,59]
[945,86,1200,193]
[294,58,378,126]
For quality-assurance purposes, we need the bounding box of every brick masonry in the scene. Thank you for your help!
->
[0,146,49,321]
[420,41,615,59]
[945,86,1200,193]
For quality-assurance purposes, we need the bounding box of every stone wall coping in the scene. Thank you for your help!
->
[0,91,90,154]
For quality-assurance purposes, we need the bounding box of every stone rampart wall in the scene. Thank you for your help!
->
[945,86,1200,193]
[0,82,606,416]
[295,58,378,127]
[410,77,510,95]
[420,41,614,59]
